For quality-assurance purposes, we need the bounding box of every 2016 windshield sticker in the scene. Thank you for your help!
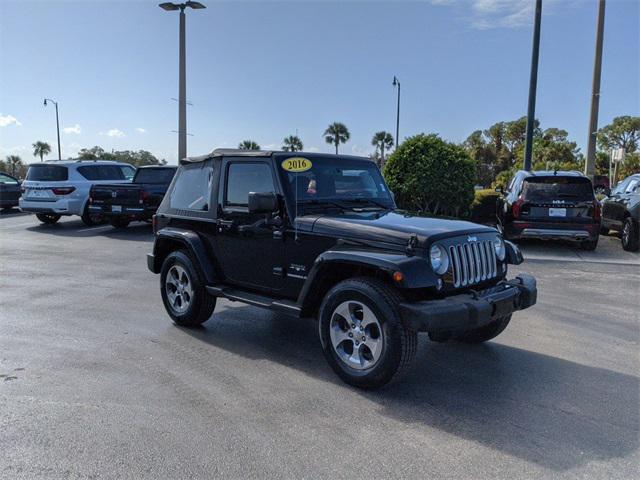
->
[282,157,312,172]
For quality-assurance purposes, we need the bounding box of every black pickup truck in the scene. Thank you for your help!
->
[89,166,177,228]
[147,150,537,389]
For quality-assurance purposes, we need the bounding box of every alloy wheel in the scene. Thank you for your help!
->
[165,265,193,314]
[329,300,384,370]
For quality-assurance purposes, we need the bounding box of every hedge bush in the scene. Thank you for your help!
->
[383,134,476,217]
[470,189,499,224]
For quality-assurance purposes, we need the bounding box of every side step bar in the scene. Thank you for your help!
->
[206,286,302,317]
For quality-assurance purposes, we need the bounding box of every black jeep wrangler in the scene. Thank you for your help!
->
[148,149,537,389]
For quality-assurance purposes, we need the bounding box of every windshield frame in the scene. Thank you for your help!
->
[275,154,395,218]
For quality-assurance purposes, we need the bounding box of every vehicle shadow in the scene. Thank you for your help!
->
[0,208,28,217]
[25,220,153,242]
[182,304,639,472]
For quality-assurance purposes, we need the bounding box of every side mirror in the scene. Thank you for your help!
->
[248,192,278,214]
[495,186,503,194]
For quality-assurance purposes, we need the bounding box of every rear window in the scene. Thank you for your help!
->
[134,168,176,184]
[169,164,213,211]
[522,176,594,202]
[78,165,134,181]
[26,165,68,181]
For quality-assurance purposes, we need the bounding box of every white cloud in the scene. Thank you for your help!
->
[0,114,22,127]
[307,146,320,153]
[351,145,370,156]
[135,127,146,134]
[63,124,81,134]
[100,129,125,138]
[431,0,554,30]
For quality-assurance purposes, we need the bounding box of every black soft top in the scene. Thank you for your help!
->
[182,148,374,164]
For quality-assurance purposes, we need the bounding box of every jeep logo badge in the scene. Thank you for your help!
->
[467,236,477,242]
[111,191,117,198]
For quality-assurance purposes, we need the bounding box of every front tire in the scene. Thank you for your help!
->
[36,213,61,224]
[318,277,417,389]
[622,217,639,252]
[160,250,216,327]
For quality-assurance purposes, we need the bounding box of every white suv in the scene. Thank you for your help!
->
[19,160,135,225]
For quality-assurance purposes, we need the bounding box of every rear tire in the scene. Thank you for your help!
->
[160,250,216,327]
[580,236,599,251]
[453,315,512,344]
[318,277,417,389]
[110,217,130,229]
[81,206,104,226]
[36,213,61,224]
[622,217,639,252]
[599,226,610,236]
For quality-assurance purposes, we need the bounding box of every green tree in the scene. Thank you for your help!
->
[384,134,475,217]
[78,146,110,160]
[282,135,303,152]
[597,116,640,154]
[371,131,394,165]
[324,122,350,154]
[238,140,260,150]
[77,146,166,166]
[32,141,51,162]
[5,155,24,177]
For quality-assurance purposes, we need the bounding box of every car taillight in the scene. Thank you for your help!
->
[20,186,25,193]
[512,198,524,218]
[593,200,601,221]
[139,190,150,204]
[152,214,158,233]
[52,186,76,195]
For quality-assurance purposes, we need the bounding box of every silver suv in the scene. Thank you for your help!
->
[19,160,135,225]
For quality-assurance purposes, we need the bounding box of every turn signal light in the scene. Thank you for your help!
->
[393,271,404,283]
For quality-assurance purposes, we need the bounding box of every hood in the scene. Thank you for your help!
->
[297,210,496,247]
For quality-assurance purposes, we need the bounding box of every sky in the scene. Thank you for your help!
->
[0,0,638,165]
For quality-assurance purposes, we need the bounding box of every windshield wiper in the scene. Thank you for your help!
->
[300,199,357,211]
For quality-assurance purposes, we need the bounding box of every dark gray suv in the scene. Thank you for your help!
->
[601,173,640,251]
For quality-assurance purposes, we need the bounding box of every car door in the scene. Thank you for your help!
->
[215,159,284,292]
[604,178,631,229]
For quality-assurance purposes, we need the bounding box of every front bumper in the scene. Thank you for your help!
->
[400,274,537,332]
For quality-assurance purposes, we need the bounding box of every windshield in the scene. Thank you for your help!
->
[134,168,176,184]
[278,155,393,213]
[522,176,594,202]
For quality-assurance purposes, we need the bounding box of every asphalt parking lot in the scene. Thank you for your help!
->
[0,211,638,480]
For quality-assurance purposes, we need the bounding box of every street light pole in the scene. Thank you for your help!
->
[159,1,206,163]
[585,0,606,180]
[392,76,400,148]
[523,0,542,172]
[43,98,62,160]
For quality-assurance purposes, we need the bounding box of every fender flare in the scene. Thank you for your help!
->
[151,227,217,284]
[297,249,438,308]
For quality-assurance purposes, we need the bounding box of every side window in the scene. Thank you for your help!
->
[625,179,640,194]
[120,165,135,181]
[225,163,276,208]
[170,164,213,211]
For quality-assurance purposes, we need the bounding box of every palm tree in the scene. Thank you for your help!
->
[324,122,350,154]
[33,141,51,162]
[238,140,260,150]
[371,131,394,166]
[5,155,22,176]
[282,135,304,152]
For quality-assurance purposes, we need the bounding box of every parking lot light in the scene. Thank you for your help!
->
[43,98,62,160]
[159,1,206,162]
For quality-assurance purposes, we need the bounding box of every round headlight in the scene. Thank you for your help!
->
[430,244,449,275]
[494,237,506,261]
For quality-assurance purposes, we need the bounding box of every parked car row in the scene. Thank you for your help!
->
[0,172,22,210]
[496,170,639,252]
[14,160,177,227]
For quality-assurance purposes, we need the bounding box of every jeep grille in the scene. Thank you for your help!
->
[449,240,497,288]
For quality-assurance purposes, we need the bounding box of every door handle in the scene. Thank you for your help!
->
[217,219,234,227]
